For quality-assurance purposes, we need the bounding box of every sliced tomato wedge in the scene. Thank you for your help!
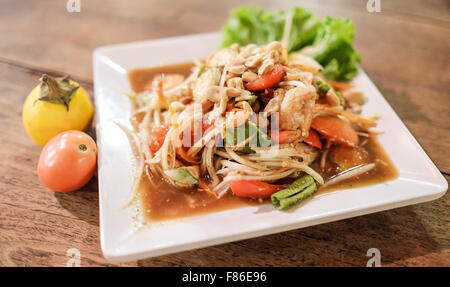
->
[329,145,369,170]
[304,129,322,149]
[311,116,359,147]
[149,124,170,153]
[244,64,284,91]
[329,80,355,91]
[181,120,214,150]
[270,130,301,144]
[229,180,285,198]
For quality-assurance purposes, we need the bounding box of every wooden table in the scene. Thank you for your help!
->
[0,0,448,266]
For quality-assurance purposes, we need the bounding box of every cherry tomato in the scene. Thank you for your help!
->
[229,180,285,198]
[149,124,170,153]
[244,64,284,91]
[304,129,322,149]
[311,116,359,146]
[329,145,369,170]
[271,130,301,144]
[38,130,97,192]
[180,120,214,150]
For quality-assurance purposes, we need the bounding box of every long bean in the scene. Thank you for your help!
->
[271,175,316,210]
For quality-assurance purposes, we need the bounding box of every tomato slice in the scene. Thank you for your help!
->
[244,64,284,91]
[270,130,301,144]
[304,129,322,149]
[329,145,369,170]
[149,124,170,153]
[181,120,214,150]
[229,180,285,198]
[311,116,358,146]
[150,121,214,154]
[329,80,355,91]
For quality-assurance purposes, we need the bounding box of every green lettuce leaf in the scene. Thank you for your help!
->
[221,6,360,81]
[222,6,285,48]
[301,17,361,81]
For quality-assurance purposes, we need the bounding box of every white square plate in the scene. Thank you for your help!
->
[93,32,447,262]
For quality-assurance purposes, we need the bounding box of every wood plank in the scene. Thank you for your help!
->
[303,0,450,23]
[367,72,450,173]
[369,0,450,23]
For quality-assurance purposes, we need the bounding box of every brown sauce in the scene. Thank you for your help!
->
[317,136,398,193]
[128,63,399,222]
[139,173,264,221]
[128,62,195,93]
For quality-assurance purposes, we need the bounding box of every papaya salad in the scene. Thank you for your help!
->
[119,7,397,218]
[121,39,394,215]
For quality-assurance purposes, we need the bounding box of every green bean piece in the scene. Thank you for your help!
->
[271,175,316,210]
[271,175,314,200]
[273,182,316,210]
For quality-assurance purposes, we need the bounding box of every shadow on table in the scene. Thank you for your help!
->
[54,176,100,226]
[136,191,448,266]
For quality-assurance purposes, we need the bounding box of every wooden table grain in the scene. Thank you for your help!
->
[0,0,448,267]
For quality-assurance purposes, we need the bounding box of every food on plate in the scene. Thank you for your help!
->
[123,37,397,220]
[120,6,397,219]
[38,130,97,192]
[22,74,93,146]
